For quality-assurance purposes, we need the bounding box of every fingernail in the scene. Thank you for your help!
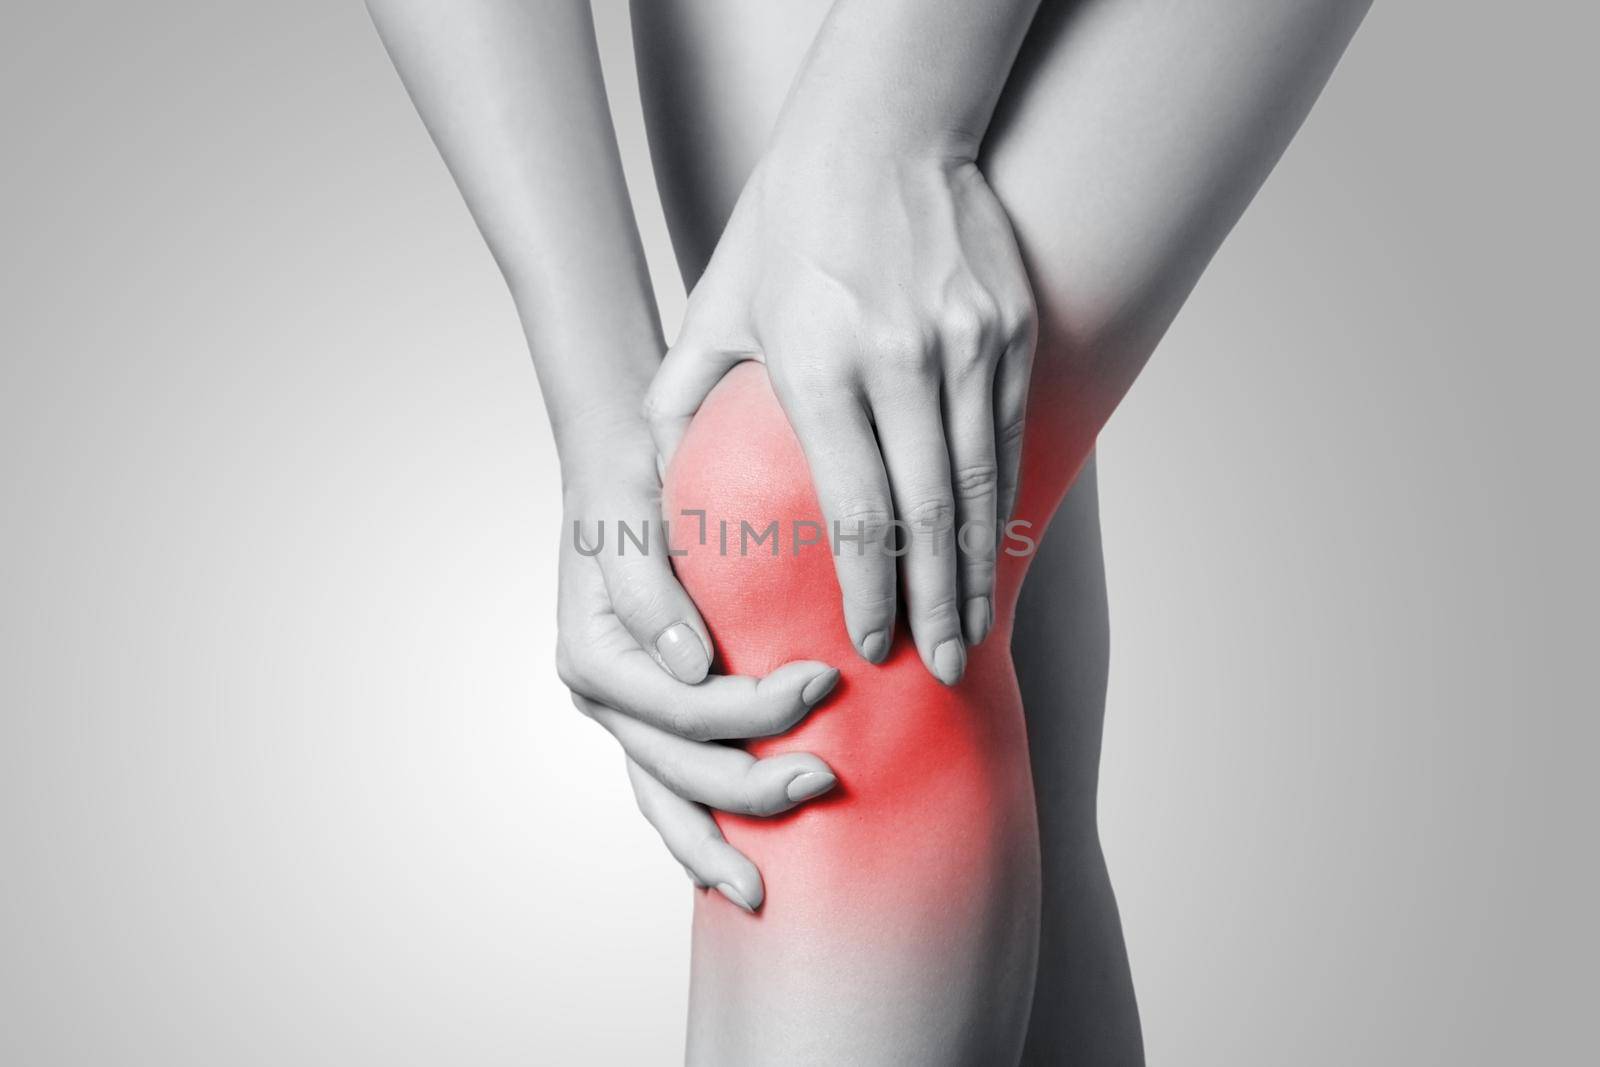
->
[933,638,966,686]
[800,668,841,707]
[860,630,889,664]
[785,770,837,803]
[715,882,755,913]
[963,597,993,646]
[656,623,710,684]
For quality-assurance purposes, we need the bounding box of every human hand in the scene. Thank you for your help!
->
[644,140,1037,686]
[556,430,841,912]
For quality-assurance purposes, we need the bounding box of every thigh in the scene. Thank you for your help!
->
[630,0,829,282]
[631,4,1365,1061]
[637,0,1367,440]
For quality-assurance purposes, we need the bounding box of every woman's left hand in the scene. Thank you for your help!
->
[555,424,842,912]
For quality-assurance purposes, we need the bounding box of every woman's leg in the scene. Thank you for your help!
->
[634,1,1369,1060]
[660,361,1112,1065]
[664,362,1046,1064]
[1011,456,1145,1065]
[636,8,1055,1063]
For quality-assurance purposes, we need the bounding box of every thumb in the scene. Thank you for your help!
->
[645,327,756,465]
[597,538,716,685]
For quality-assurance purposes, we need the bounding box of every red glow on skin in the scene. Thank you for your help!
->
[665,363,1083,961]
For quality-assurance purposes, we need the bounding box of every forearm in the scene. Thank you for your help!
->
[772,0,1043,158]
[366,0,659,479]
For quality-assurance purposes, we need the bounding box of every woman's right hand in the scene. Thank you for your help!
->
[555,428,841,912]
[644,138,1037,688]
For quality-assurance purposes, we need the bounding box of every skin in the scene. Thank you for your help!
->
[644,0,1051,683]
[367,0,1372,1060]
[366,0,845,908]
[364,0,1053,907]
[636,0,1370,1060]
[663,362,1050,1063]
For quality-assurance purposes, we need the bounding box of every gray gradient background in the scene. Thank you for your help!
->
[1,2,1594,1063]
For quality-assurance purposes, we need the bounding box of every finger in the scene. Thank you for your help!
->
[780,388,898,663]
[644,327,752,466]
[944,365,1000,647]
[583,697,838,816]
[594,542,715,685]
[994,320,1037,527]
[871,382,966,686]
[562,612,842,739]
[626,757,764,912]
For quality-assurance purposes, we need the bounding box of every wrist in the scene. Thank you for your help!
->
[768,97,979,170]
[761,0,1047,168]
[555,406,659,505]
[749,126,969,228]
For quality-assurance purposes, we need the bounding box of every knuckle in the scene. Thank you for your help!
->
[738,774,763,817]
[963,552,999,581]
[639,387,669,425]
[907,495,956,531]
[1003,297,1039,346]
[665,696,711,742]
[912,588,963,626]
[835,501,895,544]
[952,461,999,498]
[948,357,989,386]
[998,417,1027,454]
[871,324,934,374]
[555,643,588,692]
[905,497,957,557]
[847,583,899,618]
[887,343,931,375]
[770,355,852,411]
[940,304,985,350]
[609,573,670,629]
[972,288,1002,328]
[651,754,689,797]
